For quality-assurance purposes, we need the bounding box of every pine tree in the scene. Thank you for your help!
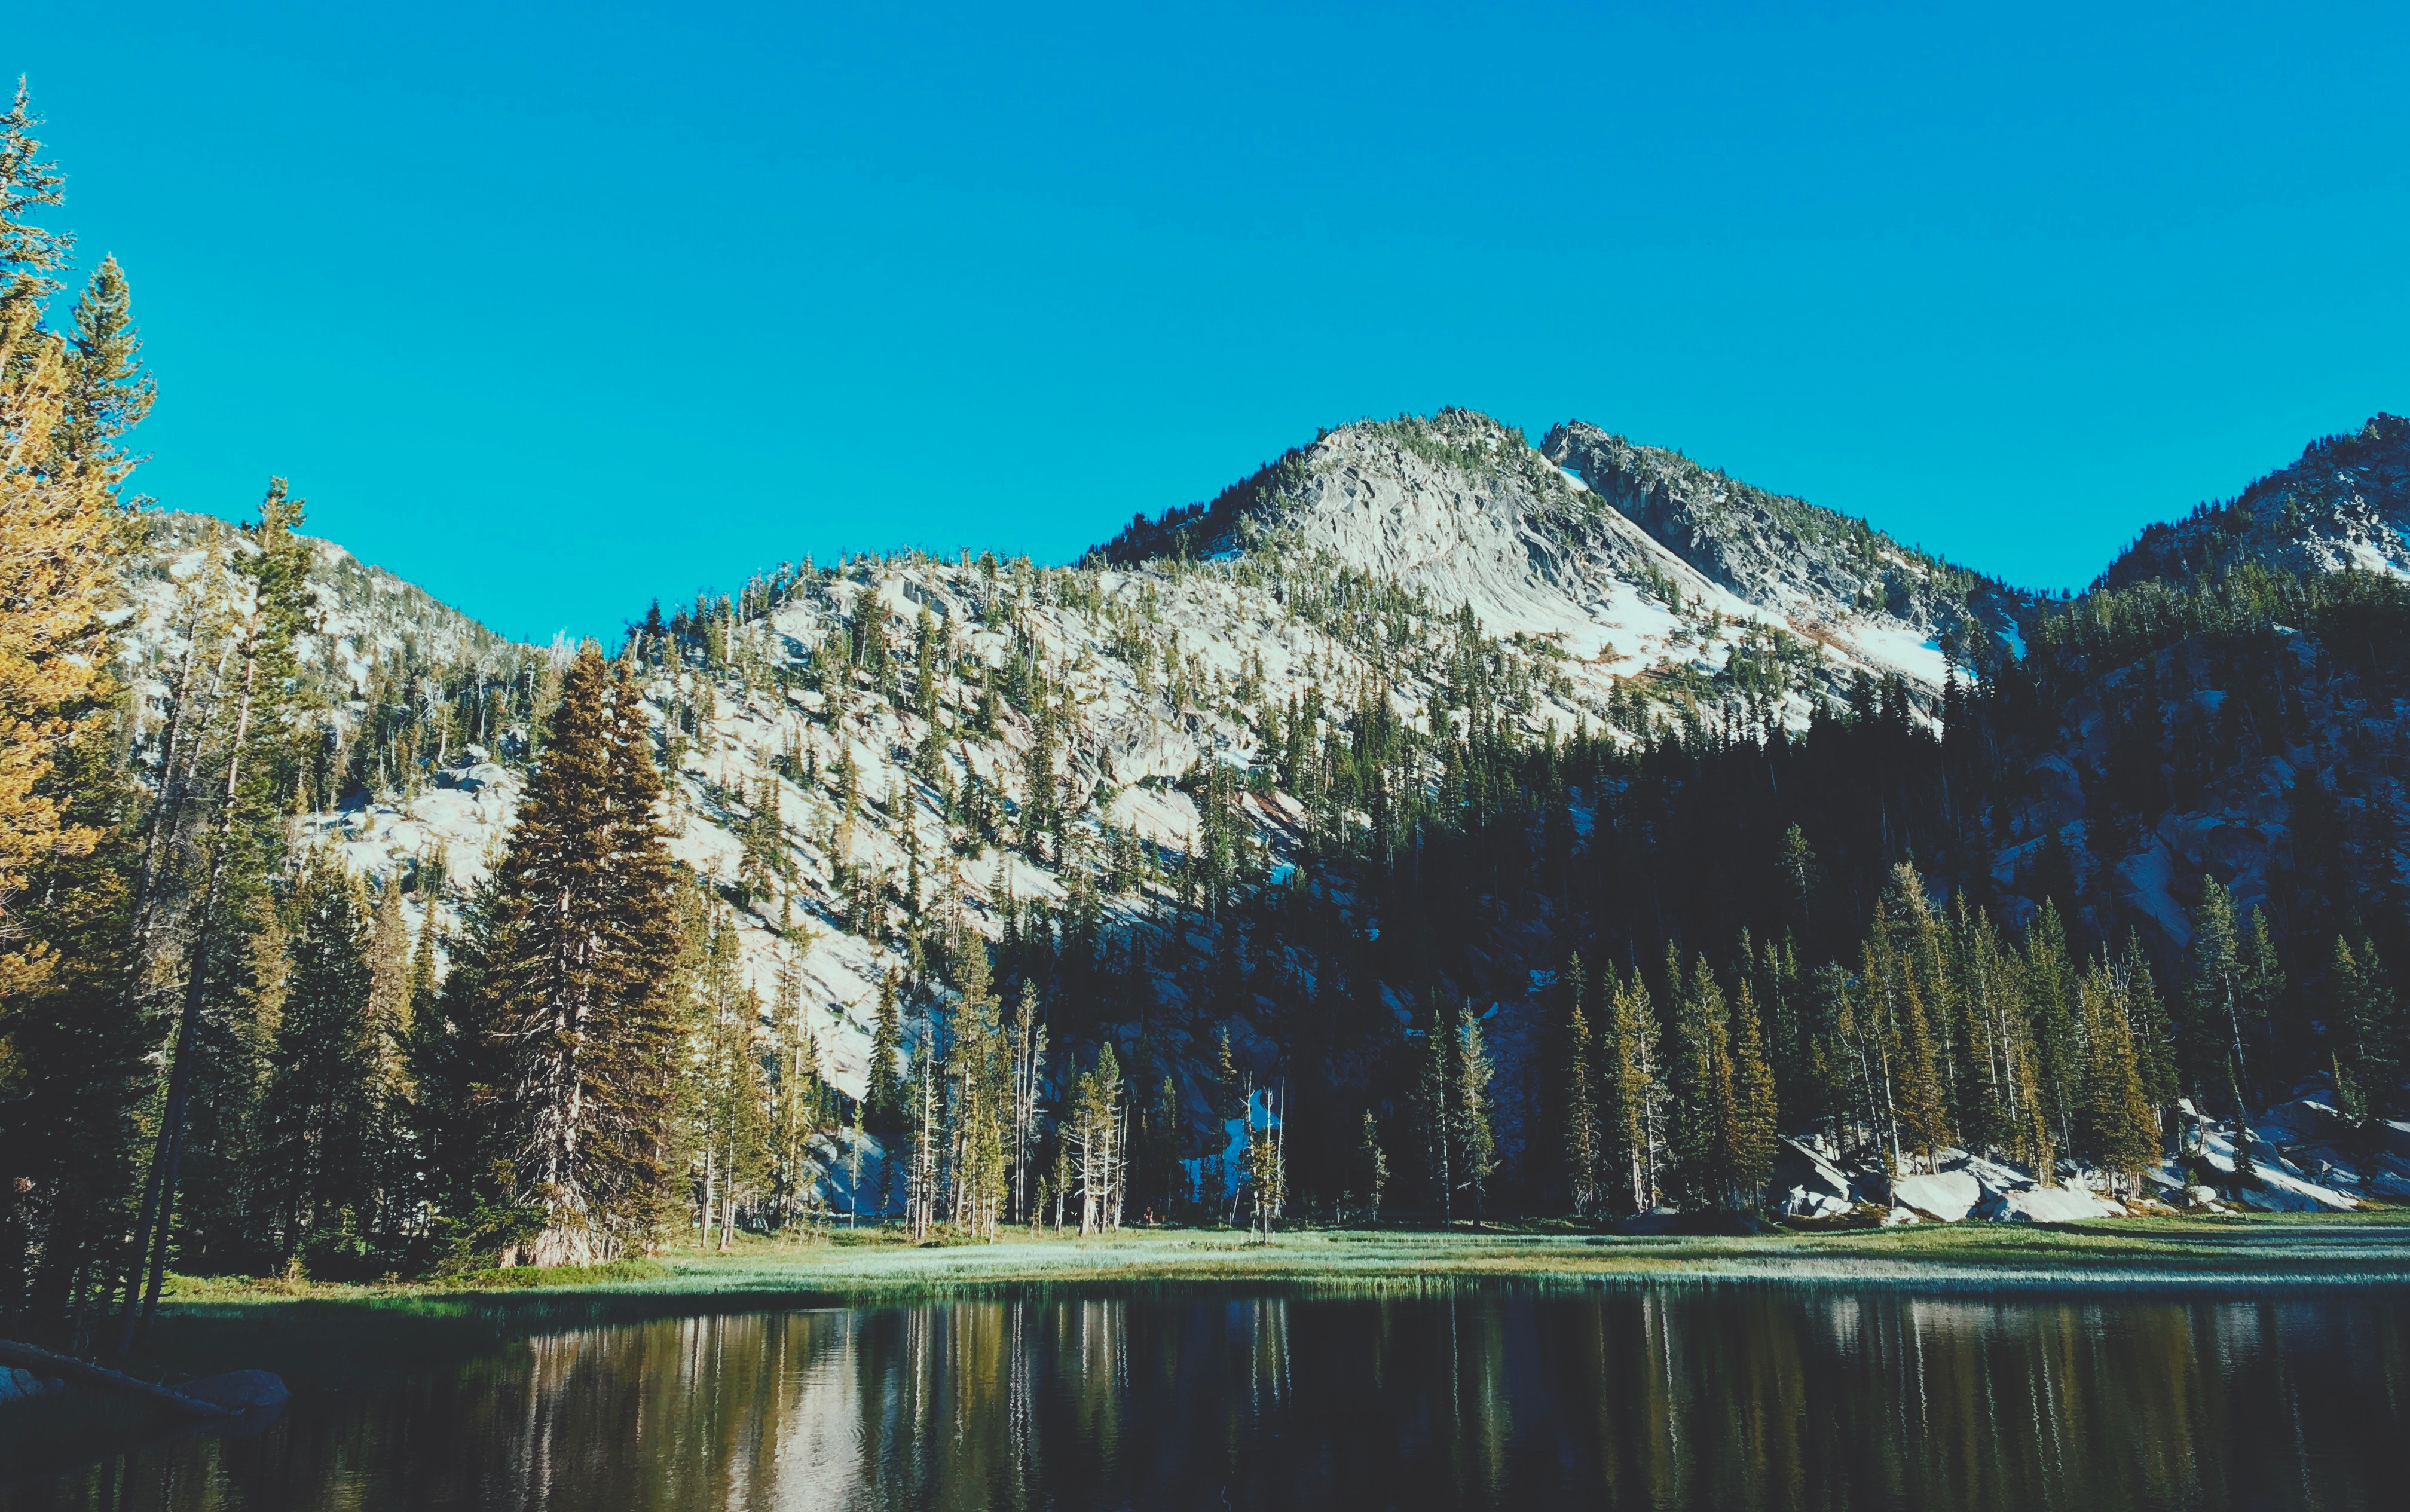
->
[116,480,316,1349]
[1211,1024,1241,1210]
[488,647,683,1265]
[0,81,119,1008]
[1007,978,1047,1224]
[259,857,380,1263]
[2186,877,2253,1105]
[1601,968,1663,1214]
[1350,1107,1388,1223]
[54,255,154,491]
[2329,936,2402,1126]
[1071,1041,1124,1234]
[692,907,770,1251]
[1728,980,1779,1210]
[1416,994,1455,1221]
[1243,1080,1286,1241]
[1558,954,1603,1217]
[866,969,904,1133]
[2077,965,2163,1196]
[947,941,1008,1235]
[1666,954,1737,1211]
[1451,1001,1497,1222]
[403,877,516,1254]
[769,940,824,1227]
[409,895,441,1023]
[0,85,158,1337]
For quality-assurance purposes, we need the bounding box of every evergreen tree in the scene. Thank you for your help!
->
[684,904,750,1248]
[866,969,904,1133]
[1350,1106,1388,1223]
[2022,899,2082,1167]
[1007,978,1047,1223]
[116,480,316,1349]
[947,941,1009,1234]
[1415,994,1455,1220]
[403,877,518,1257]
[2329,936,2402,1126]
[2186,877,2255,1105]
[1666,954,1737,1211]
[1557,954,1603,1217]
[2077,965,2163,1196]
[769,939,824,1227]
[360,873,417,1231]
[488,647,683,1265]
[1451,1001,1497,1222]
[0,89,154,1334]
[54,255,154,489]
[1601,968,1663,1214]
[1071,1041,1124,1234]
[259,858,380,1264]
[1728,980,1779,1210]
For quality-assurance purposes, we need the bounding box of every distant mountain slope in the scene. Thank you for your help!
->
[2099,414,2410,591]
[119,509,522,699]
[1099,408,1986,708]
[1540,420,2037,664]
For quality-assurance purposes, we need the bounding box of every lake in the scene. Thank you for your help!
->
[8,1286,2408,1510]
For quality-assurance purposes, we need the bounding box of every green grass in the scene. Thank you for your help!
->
[140,1208,2410,1321]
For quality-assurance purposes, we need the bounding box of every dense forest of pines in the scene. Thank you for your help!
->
[5,86,2409,1360]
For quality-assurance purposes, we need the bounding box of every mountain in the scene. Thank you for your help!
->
[2099,413,2410,591]
[116,509,522,703]
[1102,408,2017,711]
[108,411,2410,1165]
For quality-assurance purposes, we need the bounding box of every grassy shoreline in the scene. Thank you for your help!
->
[145,1209,2410,1318]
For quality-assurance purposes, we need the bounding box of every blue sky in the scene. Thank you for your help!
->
[13,2,2409,640]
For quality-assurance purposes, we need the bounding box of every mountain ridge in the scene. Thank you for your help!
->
[2099,412,2410,592]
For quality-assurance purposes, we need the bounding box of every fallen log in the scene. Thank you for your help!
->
[0,1337,230,1418]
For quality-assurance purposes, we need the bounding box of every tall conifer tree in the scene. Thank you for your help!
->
[490,647,681,1265]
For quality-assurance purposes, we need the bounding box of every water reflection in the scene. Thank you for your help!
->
[14,1288,2409,1510]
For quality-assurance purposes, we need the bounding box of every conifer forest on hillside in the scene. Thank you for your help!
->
[8,82,2410,1364]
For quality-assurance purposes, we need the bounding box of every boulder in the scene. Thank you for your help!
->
[1781,1186,1851,1219]
[1773,1137,1852,1204]
[2236,1169,2359,1213]
[1983,1187,2121,1223]
[2257,1098,2351,1144]
[1943,1149,2036,1198]
[436,746,510,795]
[1880,1207,1920,1226]
[2381,1121,2410,1161]
[1891,1170,1981,1222]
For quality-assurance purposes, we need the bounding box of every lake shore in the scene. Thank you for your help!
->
[9,1213,2406,1487]
[148,1209,2410,1316]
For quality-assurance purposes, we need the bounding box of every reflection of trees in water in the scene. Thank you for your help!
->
[50,1293,2410,1510]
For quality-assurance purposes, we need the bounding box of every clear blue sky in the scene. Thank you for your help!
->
[14,2,2409,641]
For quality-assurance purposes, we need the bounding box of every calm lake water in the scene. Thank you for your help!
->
[9,1287,2408,1510]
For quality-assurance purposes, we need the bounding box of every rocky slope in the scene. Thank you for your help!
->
[117,510,517,696]
[1103,409,2007,712]
[1540,420,2036,666]
[2100,413,2410,590]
